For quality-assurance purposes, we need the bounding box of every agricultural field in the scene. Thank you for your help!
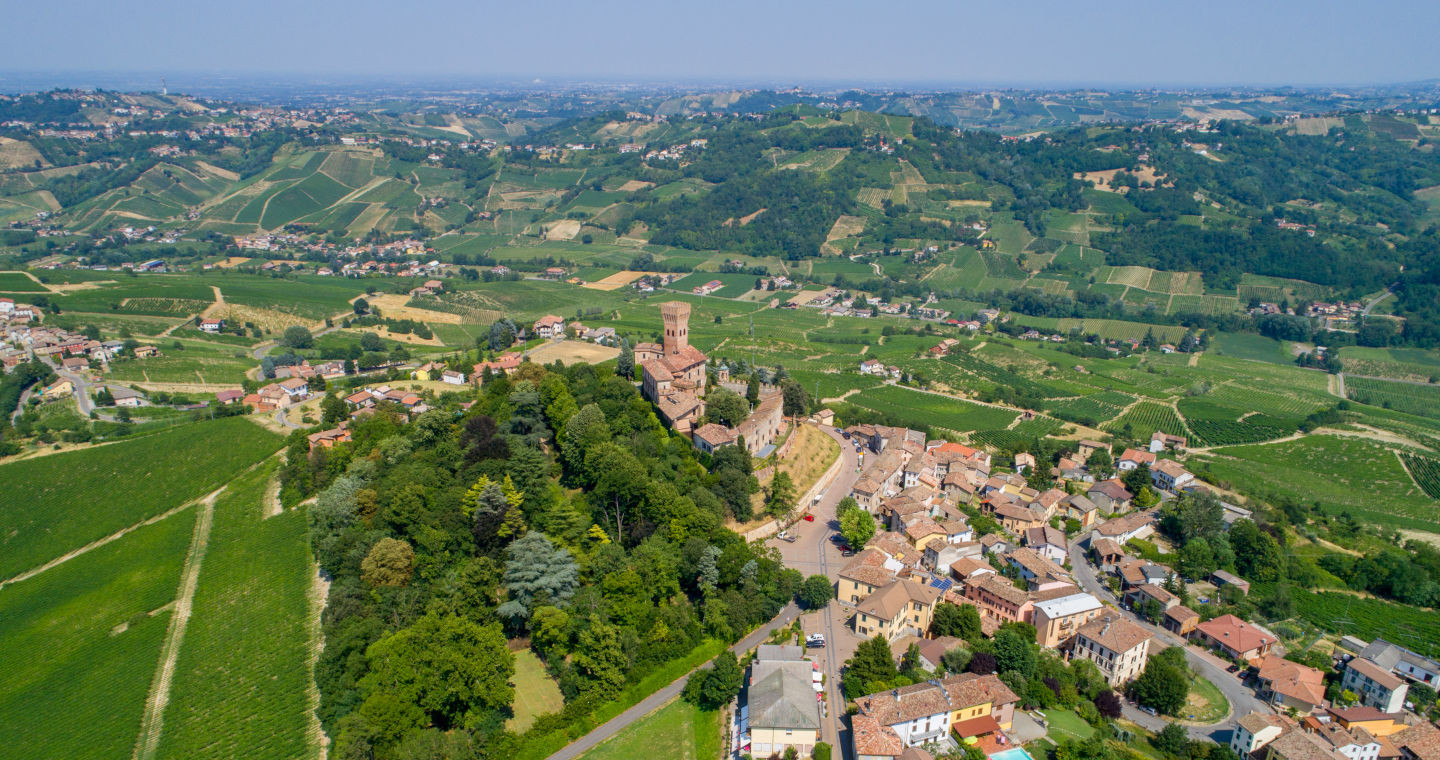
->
[1400,454,1440,500]
[1345,375,1440,420]
[668,272,759,299]
[155,463,315,760]
[0,417,281,579]
[1106,401,1187,438]
[1196,435,1438,530]
[0,271,47,291]
[1338,347,1440,383]
[849,384,1018,433]
[0,510,194,760]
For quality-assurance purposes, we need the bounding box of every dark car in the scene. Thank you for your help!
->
[842,432,851,440]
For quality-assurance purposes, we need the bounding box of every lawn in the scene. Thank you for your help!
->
[1179,676,1230,724]
[509,648,565,734]
[0,508,194,760]
[155,462,315,760]
[1042,708,1096,742]
[0,416,281,579]
[576,697,722,760]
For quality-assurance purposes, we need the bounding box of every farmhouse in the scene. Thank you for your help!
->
[1150,459,1194,492]
[1117,448,1156,471]
[533,315,566,339]
[200,318,224,333]
[441,369,466,385]
[107,386,145,407]
[41,378,73,400]
[1150,431,1187,453]
[133,345,160,358]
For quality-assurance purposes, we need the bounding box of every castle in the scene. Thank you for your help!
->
[639,301,784,455]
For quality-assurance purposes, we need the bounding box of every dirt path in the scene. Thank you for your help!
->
[133,485,224,760]
[821,388,863,405]
[263,468,283,518]
[306,565,332,760]
[0,500,197,591]
[200,286,226,319]
[1188,352,1200,367]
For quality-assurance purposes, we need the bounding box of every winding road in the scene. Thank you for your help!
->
[1066,537,1267,742]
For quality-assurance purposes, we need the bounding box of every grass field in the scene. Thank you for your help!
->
[509,649,565,734]
[155,462,314,760]
[0,508,193,760]
[0,271,46,291]
[1345,375,1440,421]
[0,417,281,579]
[1180,676,1230,724]
[577,697,722,760]
[1042,708,1096,742]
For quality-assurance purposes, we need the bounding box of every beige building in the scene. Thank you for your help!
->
[853,579,943,641]
[1031,592,1104,648]
[1072,613,1152,685]
[748,653,820,758]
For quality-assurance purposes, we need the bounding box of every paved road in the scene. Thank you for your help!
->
[1361,286,1396,317]
[546,602,803,760]
[765,425,861,756]
[1066,537,1266,741]
[40,356,97,416]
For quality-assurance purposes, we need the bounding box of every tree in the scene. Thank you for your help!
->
[843,636,899,698]
[798,575,834,609]
[766,471,798,519]
[360,332,384,352]
[931,602,983,641]
[780,379,809,417]
[496,532,578,624]
[993,628,1038,678]
[812,743,832,760]
[361,538,415,587]
[685,650,744,709]
[322,393,348,426]
[705,387,749,428]
[487,319,517,351]
[1230,519,1285,582]
[1087,448,1112,476]
[838,500,876,550]
[360,612,514,730]
[1122,463,1152,495]
[573,620,628,699]
[1094,689,1122,719]
[282,325,314,349]
[1154,723,1189,756]
[353,297,369,315]
[967,652,998,674]
[616,339,634,378]
[1130,648,1190,716]
[1176,538,1216,580]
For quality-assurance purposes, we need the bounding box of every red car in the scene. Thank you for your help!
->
[802,513,815,522]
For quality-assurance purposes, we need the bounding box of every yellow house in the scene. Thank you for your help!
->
[941,672,1019,733]
[749,657,820,758]
[853,579,943,641]
[412,361,446,381]
[838,549,899,605]
[42,378,74,401]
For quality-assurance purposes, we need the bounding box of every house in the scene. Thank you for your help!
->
[533,315,566,339]
[1151,459,1195,492]
[1359,639,1440,687]
[852,713,906,760]
[1089,511,1156,545]
[1006,547,1071,589]
[994,502,1047,534]
[474,352,522,376]
[1232,713,1292,757]
[412,361,446,381]
[1117,448,1157,472]
[308,424,352,450]
[1031,592,1103,648]
[278,377,311,399]
[1257,656,1327,713]
[691,423,737,455]
[1118,559,1171,590]
[1086,480,1133,514]
[1263,727,1350,760]
[1150,431,1188,453]
[1307,719,1383,760]
[941,672,1019,735]
[1072,612,1153,685]
[839,549,904,604]
[41,378,73,400]
[1211,570,1251,595]
[1077,440,1107,462]
[860,359,886,376]
[853,579,944,641]
[1024,526,1069,563]
[854,682,953,750]
[1342,658,1410,714]
[441,369,466,385]
[108,386,145,407]
[1389,721,1440,760]
[1014,452,1036,473]
[199,318,224,333]
[964,572,1033,626]
[1124,583,1178,614]
[1092,538,1127,572]
[747,650,821,759]
[61,356,88,372]
[133,345,160,358]
[1325,706,1409,738]
[1064,494,1100,527]
[1194,614,1278,662]
[1163,605,1200,636]
[215,388,245,405]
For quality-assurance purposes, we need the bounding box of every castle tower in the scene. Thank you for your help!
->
[661,301,690,355]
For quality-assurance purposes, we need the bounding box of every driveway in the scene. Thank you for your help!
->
[1066,537,1266,740]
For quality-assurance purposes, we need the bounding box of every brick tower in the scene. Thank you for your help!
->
[661,301,690,355]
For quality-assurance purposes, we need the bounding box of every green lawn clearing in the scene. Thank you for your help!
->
[509,648,565,733]
[577,697,722,760]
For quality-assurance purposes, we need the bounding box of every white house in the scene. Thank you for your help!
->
[1150,460,1194,492]
[441,370,466,385]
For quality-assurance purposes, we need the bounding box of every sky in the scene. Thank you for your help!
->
[4,0,1439,89]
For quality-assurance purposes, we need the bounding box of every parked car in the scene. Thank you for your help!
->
[778,531,797,543]
[841,548,856,557]
[802,513,814,522]
[842,432,850,439]
[806,633,826,648]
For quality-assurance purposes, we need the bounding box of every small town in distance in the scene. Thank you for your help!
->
[6,4,1440,760]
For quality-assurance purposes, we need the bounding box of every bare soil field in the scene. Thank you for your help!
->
[368,293,464,324]
[617,180,654,192]
[583,270,653,291]
[543,219,582,240]
[526,340,620,366]
[214,257,253,268]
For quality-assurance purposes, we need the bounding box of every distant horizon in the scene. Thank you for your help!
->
[7,0,1440,93]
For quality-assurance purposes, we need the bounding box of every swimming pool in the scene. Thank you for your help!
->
[990,748,1035,760]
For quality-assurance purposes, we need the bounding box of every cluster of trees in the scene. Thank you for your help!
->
[1317,540,1440,607]
[288,360,806,758]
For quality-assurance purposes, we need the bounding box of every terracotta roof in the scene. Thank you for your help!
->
[1165,605,1200,624]
[857,579,943,621]
[840,549,899,589]
[968,572,1028,606]
[1088,479,1134,501]
[939,672,1018,710]
[1268,727,1346,760]
[851,713,904,757]
[1196,614,1277,654]
[1258,656,1326,706]
[1120,448,1156,465]
[1153,459,1190,477]
[1093,537,1126,557]
[857,681,952,725]
[1077,612,1152,654]
[1392,722,1440,760]
[1238,712,1291,734]
[1348,657,1405,691]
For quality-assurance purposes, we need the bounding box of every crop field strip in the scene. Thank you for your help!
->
[1345,375,1440,421]
[1400,454,1440,499]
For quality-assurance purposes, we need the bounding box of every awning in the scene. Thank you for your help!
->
[951,715,1003,738]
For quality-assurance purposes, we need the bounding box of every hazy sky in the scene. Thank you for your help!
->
[5,0,1438,88]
